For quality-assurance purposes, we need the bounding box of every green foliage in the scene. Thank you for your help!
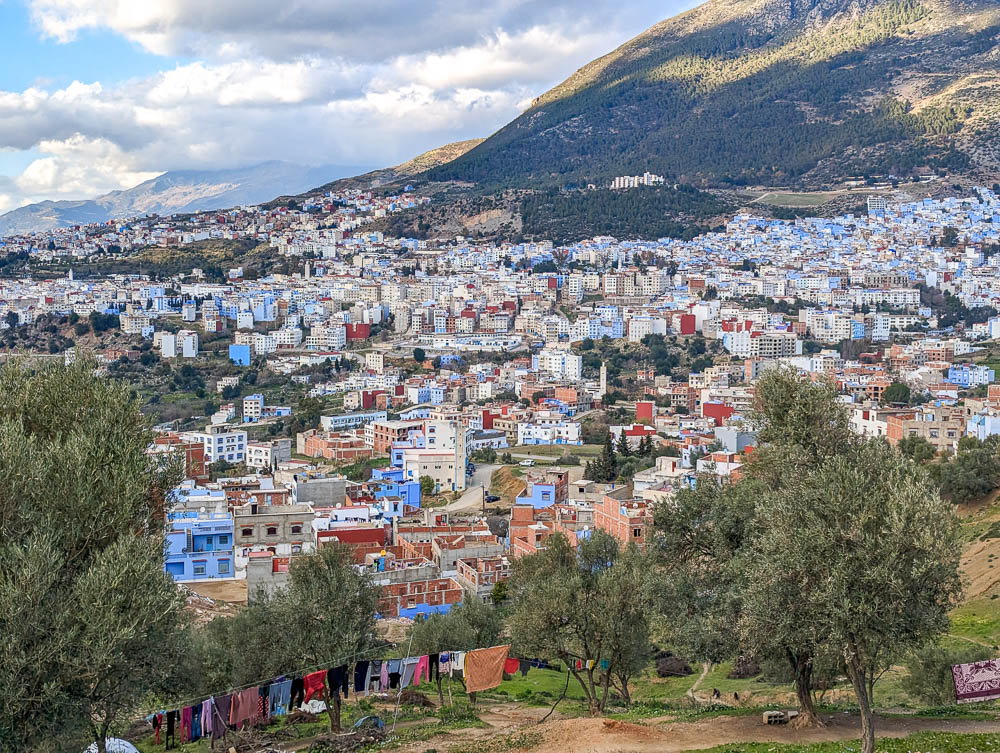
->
[507,532,651,712]
[0,360,186,752]
[520,186,722,244]
[898,435,936,463]
[89,311,120,333]
[430,1,971,189]
[743,440,962,752]
[200,545,379,731]
[420,475,437,497]
[935,436,1000,503]
[902,642,993,707]
[881,381,911,405]
[413,347,426,363]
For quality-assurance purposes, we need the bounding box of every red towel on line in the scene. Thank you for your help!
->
[304,670,326,702]
[504,657,520,676]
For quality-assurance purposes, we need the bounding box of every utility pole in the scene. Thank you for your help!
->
[482,484,486,517]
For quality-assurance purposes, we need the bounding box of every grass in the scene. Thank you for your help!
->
[950,600,1000,648]
[685,732,1000,753]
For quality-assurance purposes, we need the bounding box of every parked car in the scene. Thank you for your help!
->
[485,494,501,503]
[519,459,535,467]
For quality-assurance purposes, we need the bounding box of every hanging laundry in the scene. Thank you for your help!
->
[289,676,305,709]
[152,713,162,746]
[585,659,595,670]
[164,710,178,749]
[327,665,350,699]
[400,656,420,688]
[450,651,466,678]
[303,670,326,703]
[190,701,202,741]
[213,694,232,741]
[518,659,531,677]
[379,660,390,690]
[414,655,430,685]
[387,658,402,689]
[503,657,520,676]
[180,706,192,743]
[200,699,213,742]
[464,645,510,693]
[600,659,610,670]
[270,679,292,716]
[429,653,440,682]
[235,687,260,727]
[354,661,371,696]
[439,652,451,676]
[258,684,270,721]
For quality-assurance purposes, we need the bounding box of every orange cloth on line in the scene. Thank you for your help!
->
[464,645,510,693]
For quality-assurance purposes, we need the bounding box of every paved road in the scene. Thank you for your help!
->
[440,463,498,514]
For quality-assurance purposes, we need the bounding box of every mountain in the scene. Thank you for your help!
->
[430,0,1000,188]
[0,161,371,237]
[292,139,485,197]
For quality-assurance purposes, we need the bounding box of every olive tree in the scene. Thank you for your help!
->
[0,360,186,753]
[507,531,651,714]
[743,440,962,753]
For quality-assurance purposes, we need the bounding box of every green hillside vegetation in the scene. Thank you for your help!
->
[521,185,726,243]
[430,0,1000,188]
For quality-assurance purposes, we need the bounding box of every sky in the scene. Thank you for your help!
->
[0,0,699,212]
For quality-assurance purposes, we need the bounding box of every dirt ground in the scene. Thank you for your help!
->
[183,578,248,604]
[396,707,1000,753]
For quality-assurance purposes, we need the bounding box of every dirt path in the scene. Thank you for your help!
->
[524,713,1000,753]
[390,707,1000,753]
[686,662,710,700]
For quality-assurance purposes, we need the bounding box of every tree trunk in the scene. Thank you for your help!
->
[618,673,632,707]
[787,650,823,727]
[845,655,876,753]
[332,691,342,732]
[569,668,598,715]
[436,675,444,705]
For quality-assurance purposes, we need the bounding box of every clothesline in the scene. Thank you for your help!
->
[149,641,562,748]
[152,641,389,722]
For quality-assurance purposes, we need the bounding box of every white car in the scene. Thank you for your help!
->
[519,459,535,467]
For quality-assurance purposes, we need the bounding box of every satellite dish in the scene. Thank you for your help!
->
[200,506,206,513]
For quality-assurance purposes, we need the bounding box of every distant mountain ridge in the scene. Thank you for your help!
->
[430,0,1000,188]
[0,161,370,237]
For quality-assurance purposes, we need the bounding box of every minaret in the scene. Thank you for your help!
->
[599,362,607,398]
[304,261,311,280]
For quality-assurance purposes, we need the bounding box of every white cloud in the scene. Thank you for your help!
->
[0,0,697,210]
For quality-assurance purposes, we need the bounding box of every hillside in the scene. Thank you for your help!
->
[430,0,1000,188]
[300,138,485,196]
[0,161,368,237]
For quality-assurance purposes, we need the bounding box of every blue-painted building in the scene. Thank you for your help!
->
[370,467,422,517]
[229,343,252,366]
[948,364,996,388]
[164,512,235,582]
[515,481,558,509]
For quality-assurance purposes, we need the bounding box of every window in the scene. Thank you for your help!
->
[241,527,253,538]
[193,561,207,577]
[218,535,229,546]
[218,559,230,574]
[266,526,278,536]
[291,524,302,534]
[291,544,302,554]
[633,528,642,538]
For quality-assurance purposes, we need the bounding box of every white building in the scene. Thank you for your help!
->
[182,423,248,464]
